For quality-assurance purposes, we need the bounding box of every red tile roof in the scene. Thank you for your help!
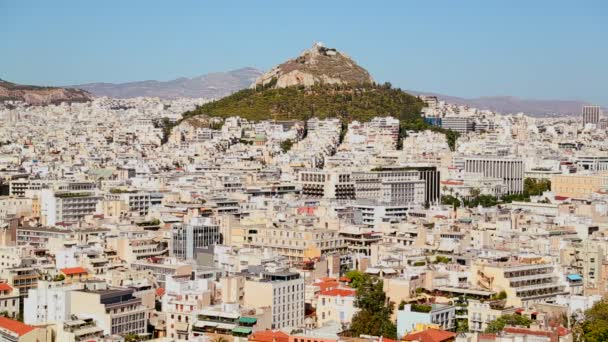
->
[320,288,356,297]
[403,328,457,342]
[250,330,289,342]
[60,267,88,275]
[317,277,336,282]
[0,283,13,292]
[0,316,35,336]
[316,281,340,292]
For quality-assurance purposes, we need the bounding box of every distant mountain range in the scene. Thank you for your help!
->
[0,79,91,105]
[70,64,598,116]
[406,90,600,117]
[70,67,262,99]
[2,64,602,117]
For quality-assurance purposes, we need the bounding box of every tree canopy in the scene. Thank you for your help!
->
[183,83,425,123]
[349,275,397,339]
[345,270,369,290]
[485,314,532,333]
[580,299,608,342]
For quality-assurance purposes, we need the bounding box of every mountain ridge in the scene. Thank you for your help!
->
[0,79,91,105]
[406,90,603,117]
[70,67,262,99]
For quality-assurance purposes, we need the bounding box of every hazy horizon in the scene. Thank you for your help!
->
[2,1,607,106]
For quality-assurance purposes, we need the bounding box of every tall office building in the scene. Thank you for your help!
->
[464,157,524,194]
[172,217,220,260]
[583,105,601,126]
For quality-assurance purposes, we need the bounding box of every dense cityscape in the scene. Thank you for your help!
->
[2,2,608,342]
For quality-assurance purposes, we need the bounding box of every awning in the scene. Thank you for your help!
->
[216,323,236,330]
[238,317,257,324]
[193,321,218,328]
[232,327,253,335]
[567,274,582,281]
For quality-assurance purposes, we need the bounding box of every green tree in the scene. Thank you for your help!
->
[350,277,397,339]
[470,188,481,198]
[456,318,469,333]
[398,300,406,311]
[345,270,369,290]
[124,333,145,342]
[491,290,507,300]
[280,139,294,153]
[485,314,532,333]
[581,299,608,342]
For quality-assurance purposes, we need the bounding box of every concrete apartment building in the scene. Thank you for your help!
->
[105,191,151,217]
[467,299,517,333]
[171,217,220,260]
[70,281,147,336]
[471,258,566,308]
[0,197,32,221]
[24,281,83,325]
[397,304,456,338]
[441,116,475,134]
[246,225,345,263]
[464,156,524,194]
[40,189,102,226]
[560,240,603,291]
[316,288,358,328]
[0,283,20,320]
[350,201,410,229]
[243,272,304,330]
[298,170,356,200]
[16,226,75,249]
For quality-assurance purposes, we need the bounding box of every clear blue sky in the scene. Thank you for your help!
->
[2,1,607,105]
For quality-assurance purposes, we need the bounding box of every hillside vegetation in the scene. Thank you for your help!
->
[182,83,425,123]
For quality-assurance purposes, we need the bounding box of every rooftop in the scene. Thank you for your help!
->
[0,316,35,337]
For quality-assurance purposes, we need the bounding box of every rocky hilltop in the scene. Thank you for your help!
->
[72,68,262,99]
[252,42,374,89]
[0,79,91,105]
[178,44,422,126]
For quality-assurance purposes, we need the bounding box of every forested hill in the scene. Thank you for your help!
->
[182,83,425,123]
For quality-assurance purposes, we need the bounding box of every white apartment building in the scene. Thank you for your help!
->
[24,281,83,325]
[40,189,102,226]
[298,170,355,200]
[316,288,358,328]
[106,191,151,216]
[243,272,304,330]
[171,217,220,260]
[441,116,475,134]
